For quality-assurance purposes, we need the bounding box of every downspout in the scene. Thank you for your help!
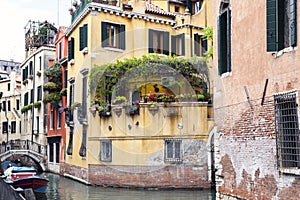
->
[31,54,36,143]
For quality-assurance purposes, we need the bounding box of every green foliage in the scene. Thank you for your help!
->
[201,26,213,61]
[60,88,67,96]
[89,54,209,103]
[43,92,61,103]
[21,104,33,113]
[34,101,42,108]
[43,82,59,91]
[44,62,62,89]
[112,96,127,105]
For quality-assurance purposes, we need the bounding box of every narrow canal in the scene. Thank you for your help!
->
[36,173,216,200]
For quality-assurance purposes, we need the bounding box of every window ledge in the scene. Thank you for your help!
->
[279,167,300,175]
[103,47,124,53]
[69,59,75,65]
[220,71,232,78]
[81,47,88,55]
[273,46,297,58]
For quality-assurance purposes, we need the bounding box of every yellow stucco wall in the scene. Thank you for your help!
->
[65,0,213,169]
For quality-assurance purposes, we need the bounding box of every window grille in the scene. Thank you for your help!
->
[274,91,300,168]
[164,139,182,163]
[100,140,112,162]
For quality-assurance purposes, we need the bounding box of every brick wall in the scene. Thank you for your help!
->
[64,163,88,182]
[88,164,211,188]
[215,97,298,199]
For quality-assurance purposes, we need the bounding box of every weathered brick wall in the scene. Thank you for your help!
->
[215,97,299,199]
[64,163,88,182]
[88,164,211,188]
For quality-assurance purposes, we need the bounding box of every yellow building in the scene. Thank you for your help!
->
[0,71,22,151]
[64,0,213,188]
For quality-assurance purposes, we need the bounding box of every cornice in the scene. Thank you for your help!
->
[66,2,177,36]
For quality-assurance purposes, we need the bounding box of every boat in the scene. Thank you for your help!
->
[4,166,49,193]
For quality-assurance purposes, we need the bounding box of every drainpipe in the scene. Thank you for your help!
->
[31,54,36,143]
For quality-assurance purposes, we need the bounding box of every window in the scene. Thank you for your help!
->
[16,99,20,110]
[100,140,112,162]
[11,121,16,134]
[171,34,185,56]
[218,3,231,75]
[39,56,42,71]
[7,100,10,111]
[37,86,42,101]
[164,139,182,163]
[36,116,39,134]
[64,70,68,88]
[50,109,54,130]
[79,24,88,51]
[267,0,297,52]
[274,91,300,168]
[58,42,62,60]
[2,101,6,112]
[175,6,179,12]
[2,122,8,134]
[194,34,208,57]
[30,89,34,103]
[68,37,75,61]
[29,61,33,75]
[149,29,169,55]
[101,22,125,50]
[24,92,28,106]
[194,0,204,14]
[57,111,61,129]
[7,83,10,91]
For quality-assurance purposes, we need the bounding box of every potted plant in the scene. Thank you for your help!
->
[113,96,127,105]
[60,88,67,96]
[34,101,42,108]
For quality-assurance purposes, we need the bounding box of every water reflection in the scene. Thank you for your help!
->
[37,173,215,200]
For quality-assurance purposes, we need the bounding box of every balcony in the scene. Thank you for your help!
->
[71,0,119,23]
[94,102,213,139]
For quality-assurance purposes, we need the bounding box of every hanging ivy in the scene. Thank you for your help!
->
[89,54,210,103]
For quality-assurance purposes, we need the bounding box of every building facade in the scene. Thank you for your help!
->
[0,71,21,151]
[46,26,69,174]
[63,0,214,188]
[214,0,300,199]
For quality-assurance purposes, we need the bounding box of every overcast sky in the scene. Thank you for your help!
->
[0,0,72,63]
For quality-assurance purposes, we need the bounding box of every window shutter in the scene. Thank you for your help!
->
[25,93,28,106]
[101,22,108,47]
[290,0,297,47]
[163,31,169,55]
[119,24,126,50]
[227,9,231,73]
[218,13,227,75]
[79,24,88,51]
[266,0,277,51]
[171,35,176,56]
[68,38,74,60]
[180,33,185,56]
[79,25,84,50]
[148,29,154,53]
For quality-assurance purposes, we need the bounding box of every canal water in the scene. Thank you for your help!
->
[36,173,216,200]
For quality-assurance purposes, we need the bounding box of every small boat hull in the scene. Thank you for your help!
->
[11,176,49,193]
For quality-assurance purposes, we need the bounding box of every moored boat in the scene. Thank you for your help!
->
[4,166,49,193]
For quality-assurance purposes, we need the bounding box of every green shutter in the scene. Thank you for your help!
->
[68,38,74,60]
[194,34,200,56]
[79,26,84,51]
[101,22,108,47]
[163,31,169,55]
[171,35,176,56]
[79,24,88,51]
[119,24,126,50]
[290,0,297,47]
[227,9,231,73]
[266,0,277,51]
[218,13,227,75]
[149,29,154,53]
[181,33,185,56]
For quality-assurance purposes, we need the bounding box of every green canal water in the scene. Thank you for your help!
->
[36,173,216,200]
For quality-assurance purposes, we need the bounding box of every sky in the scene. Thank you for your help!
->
[0,0,72,63]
